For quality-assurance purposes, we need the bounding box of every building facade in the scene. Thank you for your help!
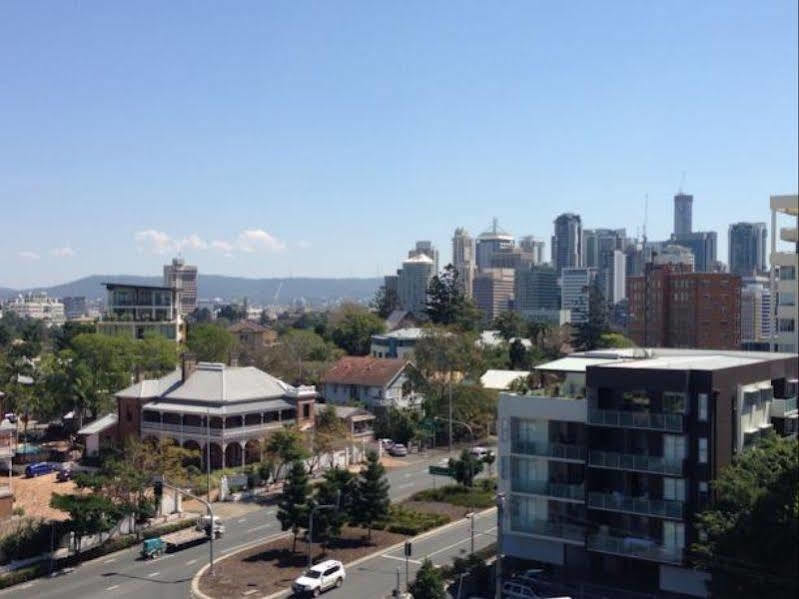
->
[473,268,515,322]
[728,222,767,277]
[769,194,798,353]
[62,296,88,320]
[560,267,597,325]
[552,213,582,276]
[409,241,439,274]
[497,348,798,597]
[3,292,65,325]
[673,193,693,237]
[321,356,419,411]
[98,282,184,342]
[163,257,198,316]
[514,264,560,317]
[476,219,514,270]
[626,264,741,349]
[396,254,435,317]
[519,236,546,265]
[671,231,718,273]
[370,327,423,359]
[653,244,694,269]
[740,281,771,351]
[452,228,476,299]
[117,357,316,469]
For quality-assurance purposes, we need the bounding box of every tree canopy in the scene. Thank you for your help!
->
[691,433,798,598]
[353,450,390,539]
[408,558,446,599]
[328,303,385,355]
[571,281,609,351]
[187,323,235,362]
[425,264,480,330]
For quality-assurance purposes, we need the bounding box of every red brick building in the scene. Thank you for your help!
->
[627,263,741,349]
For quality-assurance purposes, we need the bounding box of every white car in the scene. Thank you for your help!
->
[292,559,345,596]
[470,446,489,459]
[388,443,408,457]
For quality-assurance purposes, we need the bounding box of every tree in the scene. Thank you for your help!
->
[508,339,529,370]
[449,449,484,487]
[691,434,798,598]
[271,328,341,383]
[372,285,400,319]
[311,467,356,543]
[408,558,446,599]
[571,281,609,351]
[217,304,246,322]
[353,450,390,539]
[426,264,470,327]
[187,324,235,363]
[329,303,385,355]
[189,307,213,323]
[264,427,309,481]
[597,332,635,349]
[373,407,420,446]
[50,493,121,552]
[277,460,311,552]
[309,405,348,474]
[493,311,525,341]
[135,333,178,378]
[482,450,496,476]
[52,321,96,352]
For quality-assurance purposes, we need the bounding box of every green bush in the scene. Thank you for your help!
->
[410,484,495,508]
[379,506,450,536]
[0,518,53,564]
[0,564,47,590]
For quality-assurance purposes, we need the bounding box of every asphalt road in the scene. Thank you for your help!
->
[2,447,487,599]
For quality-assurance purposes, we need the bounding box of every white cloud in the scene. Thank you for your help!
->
[176,234,208,251]
[296,240,312,249]
[236,229,286,253]
[135,229,175,254]
[50,246,76,257]
[211,240,235,256]
[18,251,40,261]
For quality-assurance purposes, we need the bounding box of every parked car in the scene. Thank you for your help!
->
[470,446,490,459]
[388,443,408,457]
[292,559,345,596]
[379,438,394,450]
[3,413,16,423]
[56,464,73,482]
[25,462,56,478]
[502,580,570,599]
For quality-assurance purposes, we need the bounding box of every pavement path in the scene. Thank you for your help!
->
[2,447,488,599]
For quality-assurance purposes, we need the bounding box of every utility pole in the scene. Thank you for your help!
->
[206,408,211,503]
[158,479,217,576]
[495,493,505,599]
[448,381,453,455]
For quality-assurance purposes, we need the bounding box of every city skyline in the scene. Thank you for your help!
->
[2,1,797,288]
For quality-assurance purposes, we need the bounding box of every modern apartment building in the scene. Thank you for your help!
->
[514,265,560,319]
[728,222,767,277]
[163,257,198,316]
[452,228,476,299]
[626,263,741,350]
[476,219,514,270]
[98,282,184,342]
[396,254,435,317]
[769,194,798,353]
[473,268,515,322]
[3,292,65,325]
[497,348,798,597]
[552,213,582,276]
[560,267,597,325]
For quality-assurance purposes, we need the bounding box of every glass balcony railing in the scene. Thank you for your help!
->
[587,534,683,564]
[588,409,683,432]
[511,440,587,461]
[588,450,683,475]
[510,518,586,543]
[588,492,683,519]
[511,478,585,501]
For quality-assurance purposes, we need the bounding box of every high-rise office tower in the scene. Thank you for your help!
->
[396,254,435,317]
[409,241,439,274]
[513,264,560,314]
[673,193,693,236]
[728,222,768,277]
[741,278,772,351]
[452,228,476,299]
[476,219,514,270]
[519,236,545,265]
[163,257,198,316]
[473,268,515,322]
[552,213,582,276]
[670,231,717,272]
[560,267,597,324]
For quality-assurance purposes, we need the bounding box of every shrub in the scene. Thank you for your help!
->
[410,484,495,508]
[11,507,24,517]
[0,564,47,590]
[380,506,450,536]
[0,518,52,564]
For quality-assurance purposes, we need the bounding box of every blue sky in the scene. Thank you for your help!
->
[1,1,796,289]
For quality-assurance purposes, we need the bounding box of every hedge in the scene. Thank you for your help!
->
[410,483,496,508]
[375,506,450,536]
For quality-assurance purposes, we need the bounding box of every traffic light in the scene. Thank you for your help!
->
[404,541,412,557]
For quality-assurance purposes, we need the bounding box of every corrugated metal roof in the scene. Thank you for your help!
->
[480,370,530,390]
[142,397,292,415]
[77,413,118,436]
[116,369,182,399]
[164,363,292,402]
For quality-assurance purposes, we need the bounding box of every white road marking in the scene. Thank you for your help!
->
[18,583,35,590]
[186,559,198,565]
[249,523,272,532]
[147,571,160,578]
[103,558,117,564]
[398,482,415,489]
[426,526,498,559]
[237,518,247,523]
[243,590,259,596]
[105,585,120,591]
[381,554,422,565]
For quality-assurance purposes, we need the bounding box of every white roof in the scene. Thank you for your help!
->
[481,370,530,390]
[78,413,118,436]
[143,397,293,416]
[372,328,424,341]
[535,356,623,373]
[599,354,764,371]
[403,254,433,264]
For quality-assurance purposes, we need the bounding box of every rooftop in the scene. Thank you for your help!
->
[481,369,530,390]
[77,413,118,436]
[372,327,424,342]
[103,282,175,292]
[322,356,408,387]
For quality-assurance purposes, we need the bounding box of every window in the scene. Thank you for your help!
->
[779,265,796,281]
[303,404,310,419]
[663,392,687,414]
[696,393,707,422]
[663,521,685,550]
[698,438,708,464]
[664,478,686,501]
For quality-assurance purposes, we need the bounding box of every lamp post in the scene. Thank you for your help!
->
[158,478,218,576]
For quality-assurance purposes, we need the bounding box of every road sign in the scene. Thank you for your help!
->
[428,465,452,477]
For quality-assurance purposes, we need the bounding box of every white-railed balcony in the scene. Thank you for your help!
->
[510,518,586,545]
[588,450,683,476]
[511,440,586,463]
[510,478,585,502]
[587,533,683,565]
[588,492,684,520]
[588,409,683,433]
[140,419,291,440]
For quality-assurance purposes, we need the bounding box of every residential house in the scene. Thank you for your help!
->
[77,413,119,457]
[321,356,419,411]
[227,320,278,349]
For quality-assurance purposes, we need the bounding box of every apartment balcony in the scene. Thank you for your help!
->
[587,533,683,565]
[140,420,290,440]
[770,396,798,418]
[587,492,683,520]
[588,409,683,433]
[511,440,587,463]
[510,518,586,545]
[588,450,683,476]
[510,478,585,502]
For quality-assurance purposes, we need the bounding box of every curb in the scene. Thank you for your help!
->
[192,507,497,599]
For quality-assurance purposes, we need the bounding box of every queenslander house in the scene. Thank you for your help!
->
[115,355,316,469]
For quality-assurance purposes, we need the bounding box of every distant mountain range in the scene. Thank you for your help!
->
[0,275,383,305]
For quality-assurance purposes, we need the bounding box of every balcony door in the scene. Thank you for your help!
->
[663,521,685,553]
[663,434,687,462]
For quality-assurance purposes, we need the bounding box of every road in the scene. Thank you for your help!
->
[2,447,486,599]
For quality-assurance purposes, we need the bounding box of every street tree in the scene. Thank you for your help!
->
[353,450,390,540]
[448,449,484,487]
[50,493,121,552]
[408,558,446,599]
[264,427,309,481]
[187,323,235,363]
[311,467,356,544]
[277,460,311,552]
